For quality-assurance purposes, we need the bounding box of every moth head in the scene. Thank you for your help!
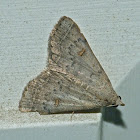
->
[115,96,125,106]
[108,96,125,107]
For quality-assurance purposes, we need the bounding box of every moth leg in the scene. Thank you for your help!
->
[70,111,75,121]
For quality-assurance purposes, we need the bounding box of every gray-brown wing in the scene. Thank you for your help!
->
[47,16,124,107]
[19,70,103,114]
[19,16,124,114]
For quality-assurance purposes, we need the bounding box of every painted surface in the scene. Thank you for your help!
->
[0,0,140,139]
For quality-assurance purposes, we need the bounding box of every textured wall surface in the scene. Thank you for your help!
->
[0,0,140,139]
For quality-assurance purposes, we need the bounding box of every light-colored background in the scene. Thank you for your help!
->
[0,0,140,139]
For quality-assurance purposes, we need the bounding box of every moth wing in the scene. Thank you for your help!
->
[19,16,124,114]
[19,70,103,114]
[48,16,123,106]
[48,16,104,78]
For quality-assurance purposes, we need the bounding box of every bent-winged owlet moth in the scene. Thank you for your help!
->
[19,16,125,114]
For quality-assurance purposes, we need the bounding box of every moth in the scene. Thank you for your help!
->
[19,16,125,114]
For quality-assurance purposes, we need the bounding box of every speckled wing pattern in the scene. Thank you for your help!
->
[19,16,124,114]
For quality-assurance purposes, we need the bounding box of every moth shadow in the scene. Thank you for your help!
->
[102,107,127,128]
